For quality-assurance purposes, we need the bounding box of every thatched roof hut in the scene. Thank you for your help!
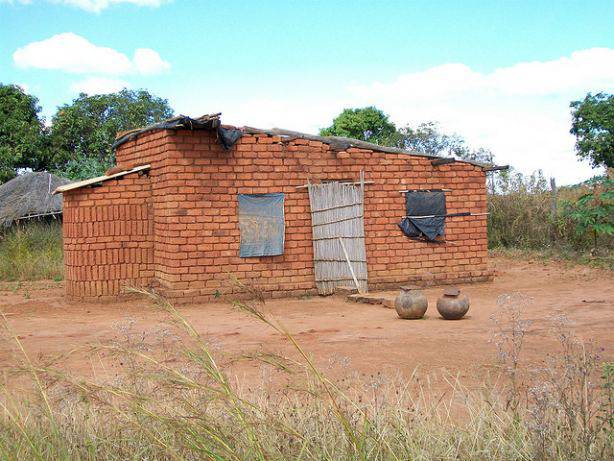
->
[0,172,71,227]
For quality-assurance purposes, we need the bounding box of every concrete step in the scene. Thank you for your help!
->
[333,285,359,296]
[347,292,396,308]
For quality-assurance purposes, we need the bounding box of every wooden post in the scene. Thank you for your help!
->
[550,177,558,242]
[338,237,362,293]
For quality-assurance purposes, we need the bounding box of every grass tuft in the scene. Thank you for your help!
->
[0,221,63,281]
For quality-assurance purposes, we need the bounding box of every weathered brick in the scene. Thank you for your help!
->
[64,128,491,301]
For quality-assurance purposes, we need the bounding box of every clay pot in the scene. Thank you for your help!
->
[436,287,470,320]
[395,285,428,319]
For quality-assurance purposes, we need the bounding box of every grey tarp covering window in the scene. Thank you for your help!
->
[238,193,285,257]
[398,191,446,241]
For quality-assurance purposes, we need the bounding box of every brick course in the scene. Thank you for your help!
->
[62,128,492,302]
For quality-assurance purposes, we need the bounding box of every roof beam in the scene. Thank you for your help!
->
[431,157,456,166]
[53,164,150,195]
[482,165,510,172]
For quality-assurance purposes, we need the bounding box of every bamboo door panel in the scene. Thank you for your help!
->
[308,181,368,295]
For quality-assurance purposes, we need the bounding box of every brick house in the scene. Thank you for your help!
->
[55,114,494,302]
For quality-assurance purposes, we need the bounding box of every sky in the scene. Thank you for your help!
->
[1,0,613,185]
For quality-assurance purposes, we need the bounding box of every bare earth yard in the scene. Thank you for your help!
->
[1,256,612,388]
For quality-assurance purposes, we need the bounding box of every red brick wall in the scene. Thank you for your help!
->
[63,128,492,301]
[63,172,154,300]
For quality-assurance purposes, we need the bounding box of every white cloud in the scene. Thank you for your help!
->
[488,48,614,95]
[133,48,170,74]
[349,48,614,100]
[13,33,170,75]
[0,0,168,13]
[14,33,132,74]
[16,82,30,93]
[220,98,336,134]
[345,48,614,184]
[53,0,168,13]
[70,76,129,94]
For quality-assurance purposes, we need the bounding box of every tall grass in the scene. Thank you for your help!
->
[487,188,597,253]
[0,291,612,460]
[0,220,63,281]
[487,173,613,267]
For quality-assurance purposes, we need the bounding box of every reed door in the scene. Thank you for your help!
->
[307,180,368,295]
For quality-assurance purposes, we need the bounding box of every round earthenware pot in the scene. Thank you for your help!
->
[436,287,470,320]
[395,285,428,319]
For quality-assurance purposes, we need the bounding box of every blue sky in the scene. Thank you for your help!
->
[1,0,614,183]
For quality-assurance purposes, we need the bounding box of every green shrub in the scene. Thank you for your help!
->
[0,220,63,281]
[563,178,614,249]
[53,155,112,181]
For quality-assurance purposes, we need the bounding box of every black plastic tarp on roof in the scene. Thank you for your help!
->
[112,115,243,151]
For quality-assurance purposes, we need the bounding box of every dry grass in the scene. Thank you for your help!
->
[0,290,612,460]
[0,221,63,282]
[490,246,614,271]
[487,182,613,269]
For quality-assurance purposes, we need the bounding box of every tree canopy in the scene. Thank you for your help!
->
[49,89,174,178]
[570,92,613,170]
[319,107,397,145]
[396,122,494,164]
[320,107,494,164]
[0,84,47,183]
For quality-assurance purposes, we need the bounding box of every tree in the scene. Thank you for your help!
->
[321,107,494,164]
[564,178,614,249]
[0,84,47,183]
[452,146,494,165]
[319,106,397,145]
[396,121,494,164]
[50,89,174,179]
[570,92,613,171]
[396,122,458,154]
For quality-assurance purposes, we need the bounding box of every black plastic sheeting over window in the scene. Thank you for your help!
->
[398,191,446,241]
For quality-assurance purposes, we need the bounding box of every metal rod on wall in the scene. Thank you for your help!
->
[403,212,489,219]
[399,188,452,193]
[296,180,374,189]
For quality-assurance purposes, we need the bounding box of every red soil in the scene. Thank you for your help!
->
[1,257,612,388]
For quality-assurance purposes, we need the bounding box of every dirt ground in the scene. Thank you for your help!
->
[1,256,613,389]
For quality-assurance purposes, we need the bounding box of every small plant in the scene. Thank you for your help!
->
[564,178,614,250]
[490,292,533,412]
[600,363,614,433]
